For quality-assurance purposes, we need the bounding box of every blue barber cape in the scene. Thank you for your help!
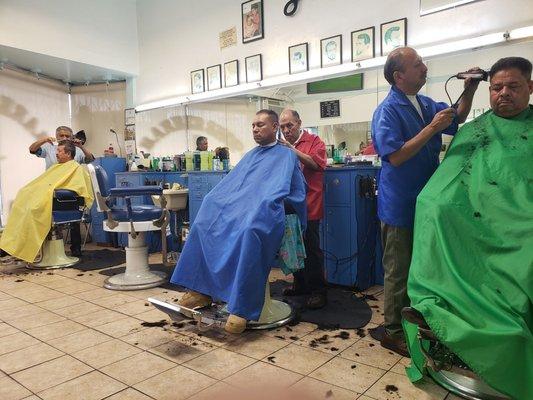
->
[170,143,307,321]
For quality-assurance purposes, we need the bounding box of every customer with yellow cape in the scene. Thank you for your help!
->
[0,141,93,263]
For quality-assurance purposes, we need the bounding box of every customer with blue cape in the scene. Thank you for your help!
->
[171,109,307,334]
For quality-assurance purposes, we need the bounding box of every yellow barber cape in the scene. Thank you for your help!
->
[0,160,94,262]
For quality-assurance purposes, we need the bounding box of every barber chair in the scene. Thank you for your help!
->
[28,189,85,270]
[402,307,511,400]
[87,164,169,290]
[148,281,295,331]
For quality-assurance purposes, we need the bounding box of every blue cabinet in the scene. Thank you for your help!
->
[188,171,228,224]
[90,157,126,245]
[322,166,382,290]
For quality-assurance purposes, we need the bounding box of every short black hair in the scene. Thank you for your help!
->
[196,136,207,146]
[256,109,279,123]
[383,47,411,85]
[489,57,532,80]
[58,140,76,159]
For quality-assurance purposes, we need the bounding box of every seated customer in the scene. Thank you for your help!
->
[0,141,94,263]
[404,57,532,399]
[171,109,307,334]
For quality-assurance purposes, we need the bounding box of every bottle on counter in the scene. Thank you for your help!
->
[193,151,201,171]
[200,151,209,171]
[185,151,193,171]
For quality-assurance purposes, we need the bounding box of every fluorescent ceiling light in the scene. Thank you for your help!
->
[509,25,533,40]
[135,24,533,113]
[420,0,480,16]
[417,31,506,58]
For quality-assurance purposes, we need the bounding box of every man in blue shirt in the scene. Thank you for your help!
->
[371,47,480,356]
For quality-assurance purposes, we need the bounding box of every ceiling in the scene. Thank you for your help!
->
[0,44,134,85]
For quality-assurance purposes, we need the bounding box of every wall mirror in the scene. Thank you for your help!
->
[134,40,532,165]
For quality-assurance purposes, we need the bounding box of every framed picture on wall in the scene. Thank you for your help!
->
[380,18,407,56]
[207,64,222,91]
[242,0,264,44]
[245,54,262,82]
[224,60,239,87]
[288,43,309,74]
[320,35,342,67]
[190,69,205,94]
[351,27,375,62]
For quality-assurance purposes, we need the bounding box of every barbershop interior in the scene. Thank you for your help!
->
[0,1,531,399]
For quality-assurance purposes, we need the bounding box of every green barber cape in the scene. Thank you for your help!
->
[405,106,533,399]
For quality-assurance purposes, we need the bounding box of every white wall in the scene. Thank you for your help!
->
[0,69,70,222]
[70,82,127,157]
[0,0,139,75]
[135,0,533,104]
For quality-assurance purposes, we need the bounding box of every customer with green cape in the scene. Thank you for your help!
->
[404,56,533,399]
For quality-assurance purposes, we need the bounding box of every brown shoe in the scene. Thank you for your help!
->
[177,291,212,309]
[224,314,247,334]
[380,331,410,358]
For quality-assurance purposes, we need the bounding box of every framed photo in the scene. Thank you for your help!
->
[380,18,407,56]
[190,69,205,94]
[351,27,375,62]
[242,0,264,44]
[224,60,239,87]
[245,54,262,82]
[207,64,222,91]
[320,35,342,68]
[288,43,309,74]
[124,108,135,126]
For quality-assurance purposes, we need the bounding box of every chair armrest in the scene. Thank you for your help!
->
[54,189,79,200]
[108,186,163,197]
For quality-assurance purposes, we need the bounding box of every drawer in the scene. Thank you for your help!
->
[324,172,351,205]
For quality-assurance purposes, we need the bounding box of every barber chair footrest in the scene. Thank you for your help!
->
[104,270,167,291]
[428,367,510,400]
[27,238,79,270]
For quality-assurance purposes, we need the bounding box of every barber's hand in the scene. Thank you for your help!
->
[429,108,456,133]
[278,137,294,149]
[463,67,483,91]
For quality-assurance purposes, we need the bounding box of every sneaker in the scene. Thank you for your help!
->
[225,314,247,334]
[177,291,212,309]
[380,331,410,358]
[306,293,327,310]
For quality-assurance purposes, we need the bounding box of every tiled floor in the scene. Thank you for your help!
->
[0,246,459,400]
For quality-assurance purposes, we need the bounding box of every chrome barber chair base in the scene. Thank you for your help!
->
[104,270,167,291]
[104,232,167,291]
[27,238,80,270]
[247,299,295,330]
[428,368,510,400]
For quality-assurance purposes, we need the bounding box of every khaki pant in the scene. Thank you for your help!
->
[381,223,413,338]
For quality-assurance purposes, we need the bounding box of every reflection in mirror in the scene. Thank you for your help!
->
[133,39,532,167]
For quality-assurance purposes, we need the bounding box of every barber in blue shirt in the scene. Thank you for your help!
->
[371,47,480,357]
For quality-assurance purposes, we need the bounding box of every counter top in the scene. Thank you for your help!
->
[326,164,380,170]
